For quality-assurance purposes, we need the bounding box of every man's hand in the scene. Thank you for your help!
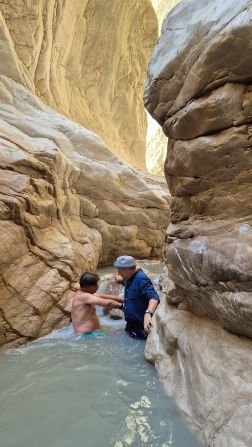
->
[107,301,123,311]
[144,313,152,334]
[113,274,123,284]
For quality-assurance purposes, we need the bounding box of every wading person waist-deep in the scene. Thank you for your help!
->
[71,272,123,336]
[114,256,160,340]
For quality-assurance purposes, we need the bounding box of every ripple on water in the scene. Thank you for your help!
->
[0,329,199,447]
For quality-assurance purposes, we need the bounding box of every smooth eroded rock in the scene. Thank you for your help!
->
[0,71,170,348]
[0,1,158,169]
[145,0,252,340]
[145,292,252,447]
[144,0,252,444]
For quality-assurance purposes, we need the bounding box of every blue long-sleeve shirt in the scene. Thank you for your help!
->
[123,269,159,325]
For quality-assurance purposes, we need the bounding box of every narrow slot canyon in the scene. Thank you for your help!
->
[0,1,251,446]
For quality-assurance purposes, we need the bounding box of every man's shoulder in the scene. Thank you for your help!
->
[135,269,149,281]
[137,268,149,277]
[73,290,91,303]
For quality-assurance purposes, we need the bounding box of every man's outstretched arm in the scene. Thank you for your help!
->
[80,293,122,309]
[95,293,124,303]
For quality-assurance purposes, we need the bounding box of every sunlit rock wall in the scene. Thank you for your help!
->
[144,0,252,445]
[0,0,158,169]
[147,0,180,175]
[151,0,180,27]
[0,6,170,349]
[146,114,166,175]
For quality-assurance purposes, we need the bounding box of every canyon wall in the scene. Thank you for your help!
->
[144,0,252,445]
[152,0,180,28]
[0,4,170,349]
[146,0,180,175]
[0,0,158,169]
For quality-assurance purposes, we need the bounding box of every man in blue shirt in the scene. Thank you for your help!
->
[114,256,160,340]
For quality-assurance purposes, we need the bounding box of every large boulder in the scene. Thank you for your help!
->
[145,0,252,340]
[144,0,252,445]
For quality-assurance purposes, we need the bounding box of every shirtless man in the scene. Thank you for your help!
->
[71,272,123,335]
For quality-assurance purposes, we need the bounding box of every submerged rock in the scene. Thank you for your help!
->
[104,308,124,320]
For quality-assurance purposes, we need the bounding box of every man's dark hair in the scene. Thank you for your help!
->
[79,272,100,288]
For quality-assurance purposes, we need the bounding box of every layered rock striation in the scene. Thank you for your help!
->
[0,7,170,349]
[0,0,158,169]
[0,75,169,349]
[144,0,252,445]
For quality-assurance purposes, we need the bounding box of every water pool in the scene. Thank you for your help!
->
[0,261,200,447]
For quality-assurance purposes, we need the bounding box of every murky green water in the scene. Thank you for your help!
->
[0,261,199,447]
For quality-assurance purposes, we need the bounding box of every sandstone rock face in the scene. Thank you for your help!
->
[146,112,167,175]
[146,0,180,175]
[0,7,170,349]
[151,0,180,28]
[0,0,158,169]
[0,75,169,349]
[145,0,252,339]
[146,271,252,447]
[144,0,252,444]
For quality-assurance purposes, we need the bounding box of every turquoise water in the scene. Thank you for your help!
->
[0,261,200,447]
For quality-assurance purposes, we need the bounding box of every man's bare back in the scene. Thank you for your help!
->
[71,272,123,335]
[72,291,100,334]
[71,290,123,335]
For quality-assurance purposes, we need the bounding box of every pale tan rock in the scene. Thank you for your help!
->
[0,1,158,169]
[145,0,252,123]
[0,72,170,348]
[151,0,180,30]
[144,0,252,444]
[146,113,167,175]
[165,126,251,184]
[145,296,252,447]
[146,1,181,175]
[145,0,252,339]
[0,0,173,351]
[163,83,247,140]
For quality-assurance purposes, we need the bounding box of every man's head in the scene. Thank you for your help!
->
[114,256,137,279]
[79,272,100,294]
